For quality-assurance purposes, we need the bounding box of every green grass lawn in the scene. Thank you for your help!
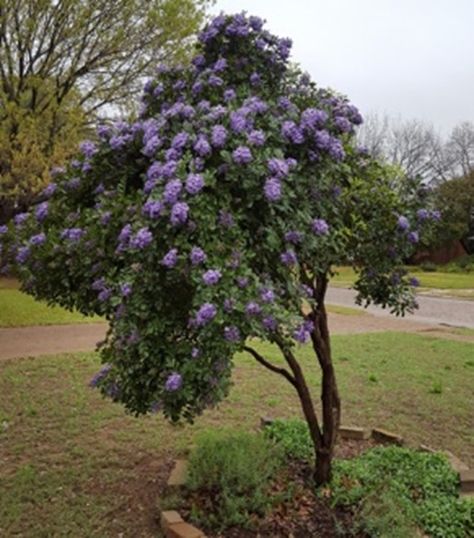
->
[0,333,472,536]
[331,266,474,292]
[0,278,102,327]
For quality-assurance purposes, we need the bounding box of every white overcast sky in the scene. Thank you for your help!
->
[212,0,474,135]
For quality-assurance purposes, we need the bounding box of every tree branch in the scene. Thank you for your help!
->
[243,345,297,388]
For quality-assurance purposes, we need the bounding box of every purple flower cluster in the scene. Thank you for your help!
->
[165,372,182,392]
[185,174,204,195]
[89,364,112,387]
[130,227,153,249]
[30,232,46,246]
[280,250,297,266]
[195,303,217,326]
[264,177,282,202]
[232,146,252,165]
[61,228,85,242]
[190,247,206,265]
[162,248,178,268]
[312,219,329,236]
[293,320,314,343]
[202,269,222,285]
[170,202,189,226]
[224,325,241,342]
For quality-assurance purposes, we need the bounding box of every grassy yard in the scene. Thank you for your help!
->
[0,333,472,536]
[0,278,101,327]
[331,266,474,294]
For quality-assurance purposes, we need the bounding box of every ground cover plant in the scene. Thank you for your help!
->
[0,333,472,536]
[0,12,439,484]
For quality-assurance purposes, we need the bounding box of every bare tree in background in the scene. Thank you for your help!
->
[357,113,471,182]
[444,121,474,179]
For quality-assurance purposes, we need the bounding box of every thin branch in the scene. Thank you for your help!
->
[243,345,297,388]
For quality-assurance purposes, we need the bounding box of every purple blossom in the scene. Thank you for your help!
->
[35,202,49,222]
[312,218,329,236]
[30,233,46,246]
[416,209,429,221]
[410,277,420,287]
[301,108,328,131]
[161,160,178,179]
[203,269,222,285]
[232,146,252,165]
[208,74,224,87]
[247,130,265,146]
[172,132,189,150]
[236,276,249,288]
[262,316,278,331]
[100,211,112,225]
[14,213,28,226]
[334,116,352,133]
[66,177,81,191]
[285,230,302,244]
[408,231,419,244]
[230,112,248,134]
[0,225,8,235]
[80,140,97,158]
[293,321,314,343]
[61,228,85,242]
[194,135,211,157]
[163,179,182,204]
[98,288,112,302]
[250,72,261,85]
[170,202,189,226]
[327,138,345,161]
[142,200,163,219]
[195,303,217,326]
[120,283,133,297]
[185,173,204,195]
[246,302,262,316]
[213,57,227,72]
[92,278,106,291]
[223,89,236,102]
[281,120,304,144]
[16,246,30,264]
[280,250,297,266]
[165,372,182,392]
[268,158,289,178]
[42,183,57,198]
[191,347,201,358]
[224,325,241,342]
[131,227,153,249]
[264,177,282,202]
[142,135,161,158]
[211,125,228,147]
[89,364,112,388]
[260,288,275,303]
[397,216,410,231]
[162,248,178,268]
[190,247,207,266]
[118,224,132,245]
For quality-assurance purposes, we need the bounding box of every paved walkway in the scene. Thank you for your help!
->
[327,287,474,329]
[1,310,472,361]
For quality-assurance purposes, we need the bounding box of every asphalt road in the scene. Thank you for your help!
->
[327,288,474,329]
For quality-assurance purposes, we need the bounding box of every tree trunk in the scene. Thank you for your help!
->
[314,447,332,486]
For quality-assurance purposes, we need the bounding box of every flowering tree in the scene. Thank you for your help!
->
[0,13,438,485]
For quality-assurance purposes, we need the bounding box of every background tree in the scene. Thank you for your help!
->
[0,0,211,222]
[0,13,437,485]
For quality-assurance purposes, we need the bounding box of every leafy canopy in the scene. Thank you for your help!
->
[0,13,437,421]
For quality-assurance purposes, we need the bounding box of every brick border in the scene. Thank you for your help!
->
[260,416,473,498]
[158,460,207,538]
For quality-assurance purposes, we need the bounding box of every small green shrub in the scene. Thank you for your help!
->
[264,418,313,462]
[420,261,438,272]
[330,446,474,538]
[186,429,282,530]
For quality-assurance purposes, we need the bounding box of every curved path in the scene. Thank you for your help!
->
[327,288,474,329]
[1,307,472,361]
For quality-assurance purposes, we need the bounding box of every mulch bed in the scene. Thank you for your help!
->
[178,437,378,538]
